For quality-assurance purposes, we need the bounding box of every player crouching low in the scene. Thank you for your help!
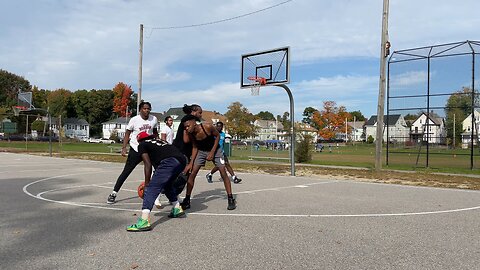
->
[127,131,188,232]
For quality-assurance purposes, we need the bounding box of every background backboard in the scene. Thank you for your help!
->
[241,47,289,88]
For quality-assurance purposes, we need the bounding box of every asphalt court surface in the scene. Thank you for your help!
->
[1,152,479,269]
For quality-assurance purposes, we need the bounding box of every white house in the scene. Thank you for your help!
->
[253,119,285,141]
[102,117,129,140]
[410,112,445,144]
[347,121,365,142]
[461,110,480,148]
[63,118,90,139]
[364,114,409,142]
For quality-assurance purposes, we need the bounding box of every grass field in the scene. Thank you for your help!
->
[1,140,479,190]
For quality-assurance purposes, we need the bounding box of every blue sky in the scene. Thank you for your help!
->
[1,0,479,120]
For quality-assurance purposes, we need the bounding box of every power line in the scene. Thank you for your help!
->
[148,0,293,31]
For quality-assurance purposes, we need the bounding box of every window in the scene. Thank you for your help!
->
[115,124,121,129]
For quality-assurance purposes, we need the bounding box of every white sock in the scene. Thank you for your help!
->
[232,175,236,179]
[111,191,117,195]
[171,201,180,208]
[141,209,150,220]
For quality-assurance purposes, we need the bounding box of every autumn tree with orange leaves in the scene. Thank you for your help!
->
[112,82,133,117]
[312,101,351,140]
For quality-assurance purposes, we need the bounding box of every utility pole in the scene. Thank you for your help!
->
[375,0,390,171]
[137,24,144,115]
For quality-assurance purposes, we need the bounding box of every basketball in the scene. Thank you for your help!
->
[137,181,145,199]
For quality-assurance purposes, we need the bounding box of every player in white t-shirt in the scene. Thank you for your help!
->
[107,101,159,204]
[160,116,174,144]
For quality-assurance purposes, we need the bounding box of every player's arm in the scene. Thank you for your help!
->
[160,132,167,141]
[153,128,159,139]
[121,129,132,157]
[184,136,197,174]
[141,153,152,186]
[207,125,220,161]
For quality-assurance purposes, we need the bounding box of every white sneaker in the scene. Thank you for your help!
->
[154,195,162,209]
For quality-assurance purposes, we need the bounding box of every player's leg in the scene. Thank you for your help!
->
[214,149,236,210]
[127,157,185,231]
[108,148,142,204]
[181,150,207,210]
[206,162,218,183]
[223,154,242,183]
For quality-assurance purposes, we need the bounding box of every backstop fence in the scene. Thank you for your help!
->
[387,40,480,170]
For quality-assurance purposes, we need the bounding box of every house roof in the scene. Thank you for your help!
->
[63,118,89,125]
[164,107,186,121]
[365,114,402,126]
[151,112,165,122]
[347,121,364,129]
[417,112,443,125]
[254,119,284,129]
[50,117,89,125]
[102,117,129,124]
[202,111,227,124]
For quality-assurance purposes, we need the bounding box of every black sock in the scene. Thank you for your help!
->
[227,194,233,199]
[184,195,191,201]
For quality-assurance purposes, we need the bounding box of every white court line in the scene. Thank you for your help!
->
[22,171,480,218]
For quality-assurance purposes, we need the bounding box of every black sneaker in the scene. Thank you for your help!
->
[206,173,213,183]
[233,176,242,184]
[180,199,191,210]
[107,193,116,204]
[227,197,236,210]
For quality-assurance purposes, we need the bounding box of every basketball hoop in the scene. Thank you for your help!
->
[12,106,27,116]
[247,76,266,96]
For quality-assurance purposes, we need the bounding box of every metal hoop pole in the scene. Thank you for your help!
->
[277,84,295,176]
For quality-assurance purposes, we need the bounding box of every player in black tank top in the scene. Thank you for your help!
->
[180,115,236,211]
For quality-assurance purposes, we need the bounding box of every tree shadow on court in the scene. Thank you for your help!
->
[0,177,128,269]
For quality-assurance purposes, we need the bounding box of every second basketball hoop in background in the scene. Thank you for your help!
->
[247,76,266,96]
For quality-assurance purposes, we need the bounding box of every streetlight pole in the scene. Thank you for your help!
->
[137,24,144,115]
[375,0,390,171]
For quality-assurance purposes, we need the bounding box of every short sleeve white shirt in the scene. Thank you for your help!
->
[127,114,158,152]
[160,125,174,144]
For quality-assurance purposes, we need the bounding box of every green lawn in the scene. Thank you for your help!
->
[2,140,480,175]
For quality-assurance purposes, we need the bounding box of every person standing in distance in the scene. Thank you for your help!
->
[160,116,174,144]
[107,101,158,204]
[206,121,242,184]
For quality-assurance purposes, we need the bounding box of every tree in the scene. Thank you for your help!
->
[348,110,365,121]
[225,102,257,139]
[112,82,133,117]
[278,112,292,136]
[87,89,115,136]
[255,111,275,120]
[47,89,72,117]
[302,106,319,130]
[32,86,49,109]
[445,87,479,146]
[0,69,32,108]
[312,101,351,140]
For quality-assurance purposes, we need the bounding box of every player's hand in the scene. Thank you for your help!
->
[206,153,214,161]
[121,147,127,157]
[183,164,192,174]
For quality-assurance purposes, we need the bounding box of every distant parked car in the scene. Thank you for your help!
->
[99,138,115,144]
[87,137,101,143]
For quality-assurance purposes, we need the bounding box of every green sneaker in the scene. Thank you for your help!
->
[126,218,151,232]
[168,206,185,218]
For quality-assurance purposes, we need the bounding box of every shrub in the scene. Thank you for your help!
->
[367,135,374,144]
[295,134,313,163]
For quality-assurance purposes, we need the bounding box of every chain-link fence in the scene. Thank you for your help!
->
[387,40,480,170]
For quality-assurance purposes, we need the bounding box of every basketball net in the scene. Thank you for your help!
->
[247,76,266,96]
[12,106,27,116]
